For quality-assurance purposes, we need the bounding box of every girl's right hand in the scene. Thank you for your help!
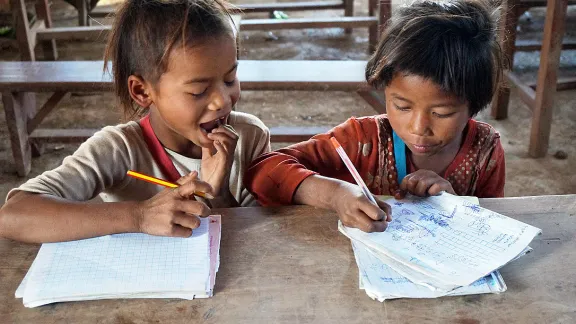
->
[134,171,212,237]
[332,182,392,232]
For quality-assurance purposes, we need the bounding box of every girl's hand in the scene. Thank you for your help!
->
[135,171,212,237]
[332,182,392,232]
[397,169,455,198]
[201,124,239,197]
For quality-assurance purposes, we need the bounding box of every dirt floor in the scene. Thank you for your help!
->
[0,1,575,202]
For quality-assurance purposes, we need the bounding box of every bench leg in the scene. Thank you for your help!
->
[35,0,58,60]
[370,0,391,53]
[77,0,90,26]
[528,0,568,158]
[344,0,354,34]
[2,92,36,176]
[490,0,521,120]
[10,0,35,60]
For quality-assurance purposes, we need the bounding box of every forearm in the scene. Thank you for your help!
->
[0,192,140,243]
[293,175,344,210]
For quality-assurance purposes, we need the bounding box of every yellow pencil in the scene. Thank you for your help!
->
[126,170,214,199]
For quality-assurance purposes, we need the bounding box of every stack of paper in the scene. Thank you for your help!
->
[340,193,541,301]
[16,215,221,308]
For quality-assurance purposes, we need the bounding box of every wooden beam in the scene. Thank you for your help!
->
[240,17,377,30]
[30,128,96,143]
[528,77,576,91]
[270,126,331,142]
[35,17,377,40]
[357,90,386,114]
[29,126,331,144]
[529,0,568,158]
[36,26,111,41]
[506,71,536,110]
[238,1,345,12]
[515,40,576,52]
[91,1,346,17]
[27,91,68,133]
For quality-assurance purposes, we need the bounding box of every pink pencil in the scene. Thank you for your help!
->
[330,137,378,204]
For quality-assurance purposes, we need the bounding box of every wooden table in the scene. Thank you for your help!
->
[1,195,575,323]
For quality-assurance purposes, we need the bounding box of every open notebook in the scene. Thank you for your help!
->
[16,215,221,308]
[340,193,541,295]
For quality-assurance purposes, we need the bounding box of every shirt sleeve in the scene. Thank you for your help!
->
[244,117,375,206]
[238,125,271,207]
[474,137,506,198]
[6,126,134,202]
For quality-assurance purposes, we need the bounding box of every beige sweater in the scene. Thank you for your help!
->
[8,112,270,207]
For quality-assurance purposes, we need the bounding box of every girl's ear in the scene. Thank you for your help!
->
[128,75,153,108]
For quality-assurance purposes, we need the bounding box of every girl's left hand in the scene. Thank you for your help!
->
[201,124,239,196]
[397,169,455,198]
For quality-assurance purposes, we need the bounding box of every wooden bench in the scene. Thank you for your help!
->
[9,0,391,60]
[0,60,386,176]
[491,0,576,157]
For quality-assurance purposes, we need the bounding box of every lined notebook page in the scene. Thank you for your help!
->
[352,241,506,301]
[18,218,212,307]
[340,193,541,290]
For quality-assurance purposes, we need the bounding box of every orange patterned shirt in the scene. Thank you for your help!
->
[245,115,505,206]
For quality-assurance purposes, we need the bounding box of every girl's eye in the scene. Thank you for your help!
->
[432,112,456,118]
[190,89,207,98]
[224,77,237,86]
[394,104,410,111]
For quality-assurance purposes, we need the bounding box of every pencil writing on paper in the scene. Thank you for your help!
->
[126,170,214,199]
[329,137,377,204]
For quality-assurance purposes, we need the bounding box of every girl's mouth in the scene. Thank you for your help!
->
[199,116,227,133]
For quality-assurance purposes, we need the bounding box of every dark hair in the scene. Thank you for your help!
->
[365,0,503,116]
[104,0,238,118]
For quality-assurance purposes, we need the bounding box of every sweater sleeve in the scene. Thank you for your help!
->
[244,117,378,206]
[474,136,506,198]
[6,125,135,202]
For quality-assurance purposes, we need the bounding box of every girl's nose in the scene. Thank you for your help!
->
[409,112,432,136]
[207,85,232,112]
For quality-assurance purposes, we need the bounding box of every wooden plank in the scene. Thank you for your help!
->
[36,25,111,41]
[0,60,368,92]
[29,128,96,143]
[357,90,386,114]
[270,126,331,142]
[505,71,536,110]
[529,0,568,158]
[515,40,576,52]
[237,1,345,12]
[240,17,377,30]
[35,18,376,41]
[27,91,68,134]
[29,126,332,144]
[528,77,576,91]
[490,0,521,120]
[90,1,345,17]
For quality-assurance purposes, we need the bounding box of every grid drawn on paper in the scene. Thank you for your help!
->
[435,229,505,264]
[28,220,210,298]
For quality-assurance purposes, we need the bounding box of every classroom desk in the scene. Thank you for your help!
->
[1,195,575,323]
